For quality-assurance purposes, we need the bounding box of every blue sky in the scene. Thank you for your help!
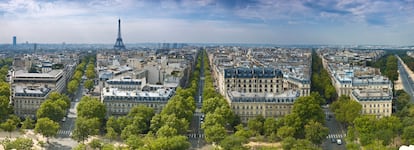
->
[0,0,414,45]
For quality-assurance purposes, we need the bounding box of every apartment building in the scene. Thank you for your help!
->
[221,67,306,122]
[208,47,311,122]
[101,82,176,116]
[320,49,392,118]
[11,69,66,118]
[13,86,51,118]
[351,89,392,117]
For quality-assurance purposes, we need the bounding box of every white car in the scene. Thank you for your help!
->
[337,139,342,145]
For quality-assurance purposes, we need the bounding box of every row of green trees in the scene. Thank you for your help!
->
[200,50,239,147]
[84,56,96,92]
[0,58,13,122]
[399,53,414,73]
[369,54,398,82]
[311,51,337,103]
[67,56,93,96]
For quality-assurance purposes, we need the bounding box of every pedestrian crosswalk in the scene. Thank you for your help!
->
[326,134,346,139]
[188,133,204,139]
[57,130,72,136]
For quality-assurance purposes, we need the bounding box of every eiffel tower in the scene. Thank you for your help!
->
[114,19,126,50]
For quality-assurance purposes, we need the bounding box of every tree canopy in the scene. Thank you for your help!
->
[77,96,106,122]
[330,95,362,125]
[72,117,100,143]
[34,118,59,142]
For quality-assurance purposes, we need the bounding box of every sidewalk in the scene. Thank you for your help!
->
[0,130,46,150]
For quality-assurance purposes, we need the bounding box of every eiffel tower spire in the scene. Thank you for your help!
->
[114,19,126,50]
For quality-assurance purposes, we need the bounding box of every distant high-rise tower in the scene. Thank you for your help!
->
[13,36,16,46]
[114,19,126,50]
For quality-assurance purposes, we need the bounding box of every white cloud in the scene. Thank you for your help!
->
[1,0,414,45]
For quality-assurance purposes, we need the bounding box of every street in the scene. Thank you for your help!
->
[322,106,346,150]
[49,81,85,149]
[188,50,207,149]
[397,56,414,102]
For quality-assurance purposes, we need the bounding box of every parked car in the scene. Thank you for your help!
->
[331,138,336,143]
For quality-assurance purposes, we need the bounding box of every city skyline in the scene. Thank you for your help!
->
[0,0,414,45]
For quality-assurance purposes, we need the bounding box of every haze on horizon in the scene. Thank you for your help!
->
[0,0,414,45]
